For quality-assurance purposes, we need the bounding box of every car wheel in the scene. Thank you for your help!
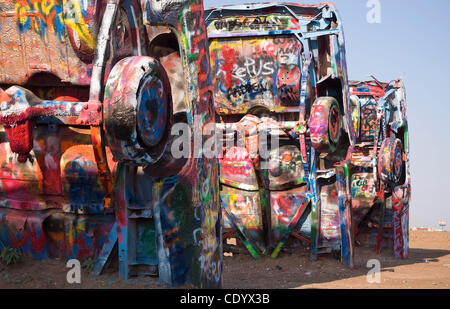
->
[309,96,342,153]
[378,137,404,185]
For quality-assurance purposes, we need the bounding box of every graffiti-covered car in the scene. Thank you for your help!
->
[349,78,410,258]
[206,2,357,264]
[0,0,222,287]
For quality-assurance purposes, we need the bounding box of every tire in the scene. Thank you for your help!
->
[378,137,404,185]
[103,56,172,166]
[309,97,342,153]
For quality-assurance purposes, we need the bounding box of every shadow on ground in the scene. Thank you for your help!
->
[0,231,449,288]
[221,231,450,289]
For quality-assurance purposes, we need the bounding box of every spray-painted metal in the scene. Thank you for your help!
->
[0,0,221,288]
[349,78,410,258]
[206,2,357,265]
[207,3,410,264]
[0,0,410,289]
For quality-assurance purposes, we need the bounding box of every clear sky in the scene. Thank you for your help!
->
[205,0,450,229]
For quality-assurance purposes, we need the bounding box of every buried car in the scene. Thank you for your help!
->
[348,78,410,259]
[206,3,410,264]
[0,0,222,288]
[206,2,358,265]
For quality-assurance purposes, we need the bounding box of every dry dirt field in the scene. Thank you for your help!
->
[0,230,449,289]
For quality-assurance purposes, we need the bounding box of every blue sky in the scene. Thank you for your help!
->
[205,0,450,229]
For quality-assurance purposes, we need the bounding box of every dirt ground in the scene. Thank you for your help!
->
[0,230,449,289]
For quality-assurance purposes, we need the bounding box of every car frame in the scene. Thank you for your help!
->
[0,0,222,288]
[349,77,410,258]
[206,1,357,265]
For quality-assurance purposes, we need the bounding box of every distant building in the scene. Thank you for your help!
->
[412,227,432,231]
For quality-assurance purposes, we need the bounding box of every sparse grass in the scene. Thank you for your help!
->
[0,247,24,265]
[82,258,95,273]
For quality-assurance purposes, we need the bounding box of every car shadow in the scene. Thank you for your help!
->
[222,240,450,289]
